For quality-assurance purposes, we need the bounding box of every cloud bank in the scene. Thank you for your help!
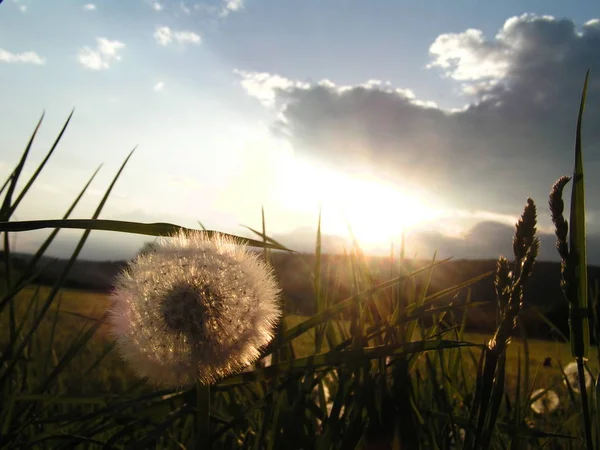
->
[235,14,600,223]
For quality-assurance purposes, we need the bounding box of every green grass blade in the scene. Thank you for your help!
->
[241,225,296,252]
[0,164,102,314]
[568,69,590,360]
[0,149,135,383]
[9,110,74,217]
[0,219,289,250]
[568,69,593,450]
[0,112,44,219]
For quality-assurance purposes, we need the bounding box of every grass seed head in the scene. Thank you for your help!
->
[513,198,538,263]
[549,176,571,260]
[108,230,282,387]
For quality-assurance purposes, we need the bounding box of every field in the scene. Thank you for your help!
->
[3,283,594,401]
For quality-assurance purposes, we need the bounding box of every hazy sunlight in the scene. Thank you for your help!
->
[279,158,445,250]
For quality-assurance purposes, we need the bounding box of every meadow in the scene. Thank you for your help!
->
[0,72,597,449]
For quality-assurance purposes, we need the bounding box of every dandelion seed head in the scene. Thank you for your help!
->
[563,361,593,394]
[108,230,282,387]
[530,388,560,414]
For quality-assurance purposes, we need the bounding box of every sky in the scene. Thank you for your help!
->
[0,0,599,263]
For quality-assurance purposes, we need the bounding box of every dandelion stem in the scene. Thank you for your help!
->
[195,383,210,449]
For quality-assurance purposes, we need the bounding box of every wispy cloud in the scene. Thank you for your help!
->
[10,0,27,12]
[77,38,125,70]
[0,48,45,65]
[82,3,96,11]
[153,81,165,92]
[143,0,163,11]
[180,2,191,15]
[154,26,201,46]
[220,0,244,18]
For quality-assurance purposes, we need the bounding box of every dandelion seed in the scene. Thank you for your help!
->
[563,361,592,394]
[448,428,466,449]
[530,388,560,414]
[108,230,282,387]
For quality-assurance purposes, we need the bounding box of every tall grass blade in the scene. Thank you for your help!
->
[0,164,102,313]
[568,68,590,360]
[9,110,74,216]
[0,219,289,250]
[0,112,44,220]
[568,69,592,450]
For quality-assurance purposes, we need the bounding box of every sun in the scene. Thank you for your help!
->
[320,173,444,249]
[276,157,445,251]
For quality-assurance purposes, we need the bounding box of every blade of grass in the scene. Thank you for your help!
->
[0,148,136,385]
[0,112,44,220]
[0,219,289,250]
[8,110,74,217]
[568,69,592,450]
[0,164,102,313]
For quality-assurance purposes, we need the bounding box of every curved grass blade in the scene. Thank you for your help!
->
[0,164,102,313]
[0,112,44,220]
[568,68,590,360]
[0,219,289,251]
[241,224,296,252]
[0,149,136,387]
[9,110,74,217]
[567,69,592,450]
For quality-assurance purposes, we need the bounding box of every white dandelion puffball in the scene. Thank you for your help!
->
[563,361,593,394]
[108,230,282,387]
[530,389,560,414]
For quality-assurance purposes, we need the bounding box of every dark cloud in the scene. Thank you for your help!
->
[241,15,600,223]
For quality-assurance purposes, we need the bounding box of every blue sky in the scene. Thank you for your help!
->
[0,0,599,262]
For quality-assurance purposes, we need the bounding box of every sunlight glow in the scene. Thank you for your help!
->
[278,158,445,249]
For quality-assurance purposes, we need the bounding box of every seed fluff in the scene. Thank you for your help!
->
[108,230,282,387]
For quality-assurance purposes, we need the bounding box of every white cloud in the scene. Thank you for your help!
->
[0,48,45,65]
[154,27,172,46]
[220,0,243,18]
[234,69,310,107]
[234,70,431,110]
[153,81,165,92]
[154,26,201,46]
[83,3,96,10]
[428,28,510,81]
[152,2,163,11]
[77,38,125,70]
[174,30,201,44]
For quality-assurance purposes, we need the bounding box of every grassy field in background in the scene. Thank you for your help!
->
[2,283,595,404]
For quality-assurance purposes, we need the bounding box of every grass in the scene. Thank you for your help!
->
[1,283,593,398]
